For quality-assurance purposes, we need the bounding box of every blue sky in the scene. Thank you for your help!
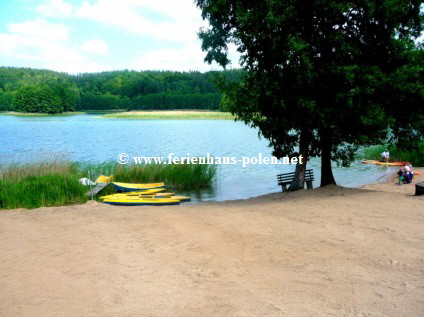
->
[0,0,239,73]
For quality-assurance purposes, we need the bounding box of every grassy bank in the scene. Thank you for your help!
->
[102,110,235,120]
[362,143,424,166]
[2,111,85,116]
[0,161,217,210]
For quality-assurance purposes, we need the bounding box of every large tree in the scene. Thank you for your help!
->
[197,0,424,189]
[13,85,62,114]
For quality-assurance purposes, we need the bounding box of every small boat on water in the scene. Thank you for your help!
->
[361,160,379,164]
[103,197,181,206]
[374,161,407,166]
[113,182,166,192]
[361,160,407,166]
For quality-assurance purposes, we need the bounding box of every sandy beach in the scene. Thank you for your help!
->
[0,169,423,316]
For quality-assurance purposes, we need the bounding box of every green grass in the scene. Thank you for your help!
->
[362,143,424,166]
[102,110,235,120]
[0,160,217,210]
[0,174,88,210]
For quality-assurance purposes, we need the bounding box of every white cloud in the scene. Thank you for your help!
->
[0,0,241,72]
[0,19,111,73]
[37,0,73,17]
[73,0,241,70]
[75,0,205,43]
[8,19,69,41]
[81,38,109,55]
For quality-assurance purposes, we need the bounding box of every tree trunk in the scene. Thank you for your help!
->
[320,129,336,187]
[288,130,310,191]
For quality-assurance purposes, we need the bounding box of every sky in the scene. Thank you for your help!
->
[0,0,240,74]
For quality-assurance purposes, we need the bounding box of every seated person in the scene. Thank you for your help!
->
[401,165,412,184]
[404,173,412,184]
[406,162,414,178]
[397,170,404,184]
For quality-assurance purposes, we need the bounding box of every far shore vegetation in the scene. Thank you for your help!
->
[2,111,86,116]
[0,67,242,114]
[0,160,217,210]
[102,110,235,120]
[0,109,235,119]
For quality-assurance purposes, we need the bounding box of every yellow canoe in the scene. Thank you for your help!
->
[374,161,407,166]
[361,160,379,164]
[137,194,191,201]
[103,197,180,206]
[95,175,114,183]
[139,192,175,198]
[100,188,165,199]
[113,182,165,192]
[169,195,191,202]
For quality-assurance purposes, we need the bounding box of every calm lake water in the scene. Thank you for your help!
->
[0,114,393,202]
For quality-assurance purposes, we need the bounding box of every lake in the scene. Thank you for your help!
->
[0,113,393,202]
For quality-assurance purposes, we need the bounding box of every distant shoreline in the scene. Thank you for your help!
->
[1,111,85,117]
[1,110,235,119]
[101,110,235,120]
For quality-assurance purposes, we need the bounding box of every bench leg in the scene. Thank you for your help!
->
[281,185,287,192]
[306,181,313,190]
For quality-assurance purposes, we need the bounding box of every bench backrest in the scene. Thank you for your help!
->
[277,169,314,184]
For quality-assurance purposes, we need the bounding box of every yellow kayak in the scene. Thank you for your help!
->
[137,194,191,202]
[139,192,175,198]
[132,193,191,201]
[169,195,191,202]
[361,160,379,164]
[95,175,114,183]
[374,161,407,166]
[103,197,180,206]
[100,188,165,199]
[362,160,407,166]
[113,182,166,192]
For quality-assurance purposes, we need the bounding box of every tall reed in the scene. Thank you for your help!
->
[0,160,217,209]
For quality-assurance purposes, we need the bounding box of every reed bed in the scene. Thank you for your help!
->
[0,174,88,210]
[112,163,217,190]
[362,143,424,166]
[0,160,217,210]
[102,110,235,120]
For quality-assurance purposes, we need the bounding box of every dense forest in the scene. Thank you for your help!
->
[0,67,242,114]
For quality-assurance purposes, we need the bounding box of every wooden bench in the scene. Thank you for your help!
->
[277,169,314,192]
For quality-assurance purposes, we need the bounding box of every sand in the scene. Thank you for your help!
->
[0,169,423,316]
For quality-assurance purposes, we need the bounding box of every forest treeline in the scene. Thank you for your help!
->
[0,67,242,114]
